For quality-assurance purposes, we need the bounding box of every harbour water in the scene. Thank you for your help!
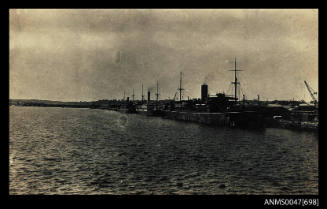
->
[9,106,318,195]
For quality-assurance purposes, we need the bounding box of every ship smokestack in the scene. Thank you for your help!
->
[201,83,208,103]
[147,91,150,103]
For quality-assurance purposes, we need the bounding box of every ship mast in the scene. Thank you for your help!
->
[156,80,159,102]
[155,80,160,110]
[132,88,135,101]
[229,58,242,102]
[141,83,144,103]
[177,72,184,102]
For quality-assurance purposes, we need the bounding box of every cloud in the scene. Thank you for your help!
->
[10,9,318,102]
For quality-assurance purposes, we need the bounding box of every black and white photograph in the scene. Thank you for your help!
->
[9,9,318,197]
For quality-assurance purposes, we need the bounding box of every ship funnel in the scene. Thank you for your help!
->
[147,91,150,103]
[201,83,208,103]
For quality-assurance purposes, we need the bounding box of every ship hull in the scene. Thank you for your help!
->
[163,110,264,129]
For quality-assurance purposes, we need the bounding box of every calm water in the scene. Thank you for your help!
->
[9,106,318,195]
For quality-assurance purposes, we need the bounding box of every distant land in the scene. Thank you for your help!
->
[9,99,94,108]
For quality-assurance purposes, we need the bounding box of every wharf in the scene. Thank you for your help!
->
[163,110,264,129]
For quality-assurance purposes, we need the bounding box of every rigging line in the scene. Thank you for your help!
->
[226,84,232,96]
[239,85,244,96]
[229,83,234,96]
[238,86,241,101]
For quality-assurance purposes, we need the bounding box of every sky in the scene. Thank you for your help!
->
[9,9,318,102]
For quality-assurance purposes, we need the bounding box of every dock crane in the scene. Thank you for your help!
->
[304,80,318,107]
